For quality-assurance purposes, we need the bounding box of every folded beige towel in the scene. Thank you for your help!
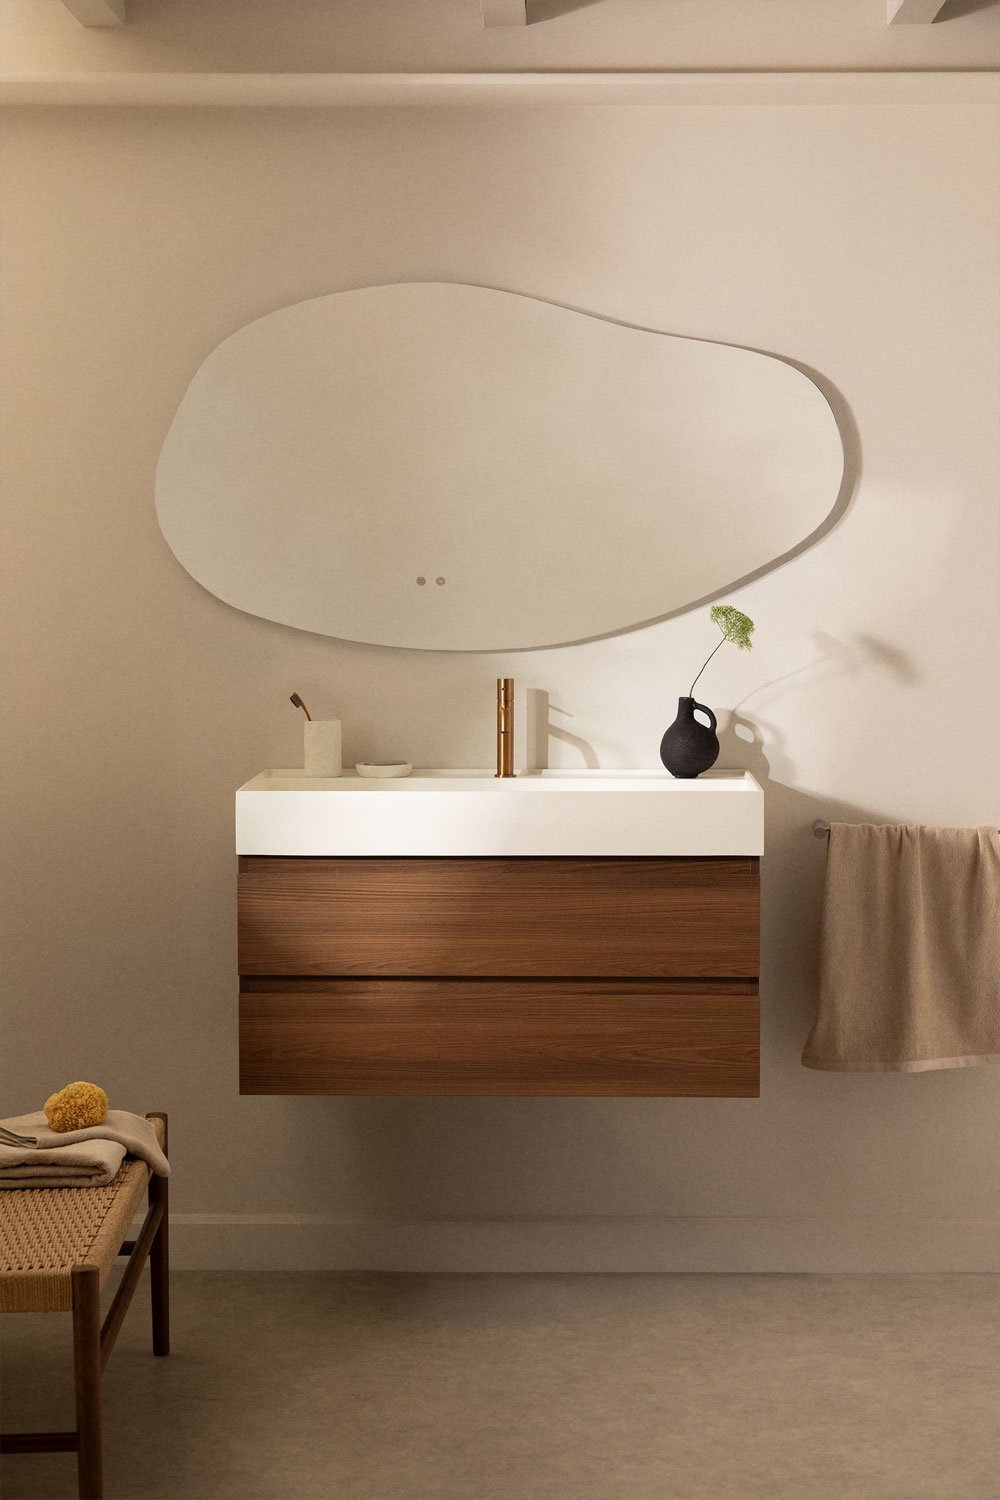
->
[802,823,1000,1072]
[0,1109,170,1189]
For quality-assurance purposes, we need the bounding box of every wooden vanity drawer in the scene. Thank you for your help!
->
[238,857,759,979]
[239,979,760,1097]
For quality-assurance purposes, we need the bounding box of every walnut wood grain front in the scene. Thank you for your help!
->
[238,857,759,979]
[239,980,760,1097]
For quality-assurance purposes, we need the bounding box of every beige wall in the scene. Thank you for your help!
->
[2,90,999,1269]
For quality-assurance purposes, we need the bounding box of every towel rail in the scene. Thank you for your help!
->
[811,819,997,839]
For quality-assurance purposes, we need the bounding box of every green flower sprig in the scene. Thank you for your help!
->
[689,604,755,697]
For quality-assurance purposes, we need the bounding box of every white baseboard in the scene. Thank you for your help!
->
[156,1214,1000,1273]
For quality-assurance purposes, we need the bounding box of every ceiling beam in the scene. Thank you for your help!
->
[887,0,948,22]
[60,0,126,25]
[481,0,527,25]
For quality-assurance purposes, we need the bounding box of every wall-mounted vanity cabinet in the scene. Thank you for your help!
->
[236,770,762,1098]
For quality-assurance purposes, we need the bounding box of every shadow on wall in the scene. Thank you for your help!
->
[525,688,599,769]
[725,629,919,785]
[937,0,1000,17]
[529,0,605,19]
[764,353,861,580]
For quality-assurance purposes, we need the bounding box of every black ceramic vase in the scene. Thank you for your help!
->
[659,697,720,779]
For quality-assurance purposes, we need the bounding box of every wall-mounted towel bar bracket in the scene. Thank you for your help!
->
[811,819,996,839]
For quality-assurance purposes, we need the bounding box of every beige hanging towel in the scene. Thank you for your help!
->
[802,823,1000,1073]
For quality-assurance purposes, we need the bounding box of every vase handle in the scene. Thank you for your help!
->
[692,700,717,734]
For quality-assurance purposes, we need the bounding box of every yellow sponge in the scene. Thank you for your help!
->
[44,1081,109,1133]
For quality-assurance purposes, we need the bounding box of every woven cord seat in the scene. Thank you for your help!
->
[0,1112,169,1499]
[0,1149,155,1313]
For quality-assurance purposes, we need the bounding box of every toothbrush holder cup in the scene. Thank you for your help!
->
[304,720,343,778]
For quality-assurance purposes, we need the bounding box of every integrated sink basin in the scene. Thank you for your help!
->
[237,768,763,1095]
[236,768,764,857]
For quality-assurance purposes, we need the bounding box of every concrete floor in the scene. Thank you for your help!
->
[1,1272,998,1500]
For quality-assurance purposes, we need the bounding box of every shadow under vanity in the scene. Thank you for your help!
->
[236,766,762,1098]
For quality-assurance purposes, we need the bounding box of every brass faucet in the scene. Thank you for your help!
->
[495,678,515,778]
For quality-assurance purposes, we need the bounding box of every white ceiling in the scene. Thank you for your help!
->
[57,0,964,27]
[2,0,998,74]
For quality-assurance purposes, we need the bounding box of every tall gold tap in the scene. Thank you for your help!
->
[496,678,515,778]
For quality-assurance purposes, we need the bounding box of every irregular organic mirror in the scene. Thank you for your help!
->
[156,283,844,651]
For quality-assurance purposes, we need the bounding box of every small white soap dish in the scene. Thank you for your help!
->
[355,762,412,779]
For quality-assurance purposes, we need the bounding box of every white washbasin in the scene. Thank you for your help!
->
[236,768,763,857]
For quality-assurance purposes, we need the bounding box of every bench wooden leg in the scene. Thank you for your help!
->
[147,1112,169,1357]
[71,1265,103,1500]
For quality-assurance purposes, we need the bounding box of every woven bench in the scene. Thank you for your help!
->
[0,1111,169,1499]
